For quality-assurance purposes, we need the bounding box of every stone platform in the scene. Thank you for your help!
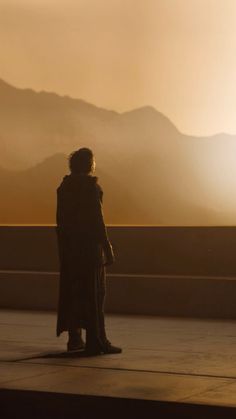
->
[1,310,236,418]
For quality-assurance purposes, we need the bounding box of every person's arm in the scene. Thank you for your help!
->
[92,184,115,265]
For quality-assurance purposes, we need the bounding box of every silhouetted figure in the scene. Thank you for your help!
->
[56,148,121,355]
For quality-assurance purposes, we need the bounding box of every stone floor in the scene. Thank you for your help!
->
[1,309,236,415]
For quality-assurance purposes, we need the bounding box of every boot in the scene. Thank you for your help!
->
[101,338,122,354]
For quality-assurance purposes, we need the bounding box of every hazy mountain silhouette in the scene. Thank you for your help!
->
[0,78,235,225]
[0,152,153,224]
[0,153,222,225]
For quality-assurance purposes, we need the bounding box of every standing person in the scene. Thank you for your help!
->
[56,147,122,355]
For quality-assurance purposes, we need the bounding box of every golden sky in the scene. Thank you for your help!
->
[1,0,236,135]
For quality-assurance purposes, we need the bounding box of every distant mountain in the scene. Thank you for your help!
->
[0,153,222,225]
[0,152,153,224]
[0,78,235,225]
[0,78,117,169]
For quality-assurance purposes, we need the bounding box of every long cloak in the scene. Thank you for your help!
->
[56,173,110,337]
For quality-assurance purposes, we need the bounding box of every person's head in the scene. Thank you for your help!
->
[69,148,96,175]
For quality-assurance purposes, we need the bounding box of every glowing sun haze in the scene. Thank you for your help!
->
[1,0,236,135]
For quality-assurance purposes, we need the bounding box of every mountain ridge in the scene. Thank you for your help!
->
[0,78,236,225]
[1,77,235,138]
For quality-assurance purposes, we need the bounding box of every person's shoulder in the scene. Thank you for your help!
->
[89,176,102,190]
[89,175,98,184]
[89,177,103,200]
[57,175,69,192]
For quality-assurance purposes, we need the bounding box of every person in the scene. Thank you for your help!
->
[56,147,122,355]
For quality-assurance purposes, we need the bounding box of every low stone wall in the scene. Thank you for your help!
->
[1,226,236,317]
[1,225,236,276]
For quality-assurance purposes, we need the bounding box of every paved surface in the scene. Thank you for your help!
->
[1,310,236,408]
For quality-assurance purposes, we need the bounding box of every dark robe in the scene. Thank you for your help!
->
[56,173,111,339]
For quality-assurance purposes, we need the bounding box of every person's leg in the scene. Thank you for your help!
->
[85,266,105,354]
[67,327,85,351]
[94,265,106,341]
[68,327,82,340]
[86,265,122,355]
[98,267,122,353]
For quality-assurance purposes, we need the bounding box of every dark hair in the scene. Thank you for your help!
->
[69,148,94,174]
